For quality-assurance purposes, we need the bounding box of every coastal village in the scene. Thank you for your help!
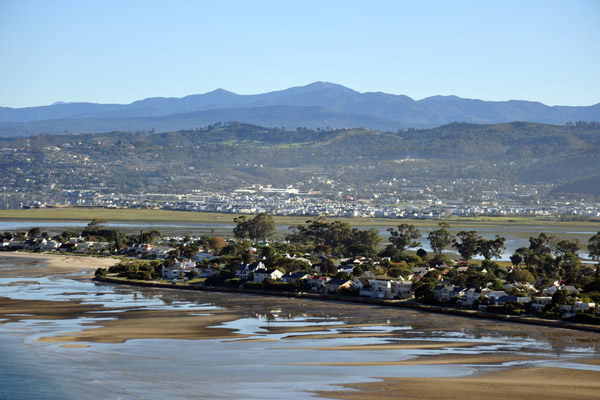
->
[3,216,600,325]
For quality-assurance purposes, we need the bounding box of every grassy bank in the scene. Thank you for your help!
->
[1,206,598,228]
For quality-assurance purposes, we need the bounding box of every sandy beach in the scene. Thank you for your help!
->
[0,251,118,278]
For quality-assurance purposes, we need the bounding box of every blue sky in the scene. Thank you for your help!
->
[1,0,599,108]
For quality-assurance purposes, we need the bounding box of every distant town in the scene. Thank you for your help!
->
[4,183,600,220]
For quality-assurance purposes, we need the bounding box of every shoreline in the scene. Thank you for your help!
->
[0,251,119,278]
[95,276,600,333]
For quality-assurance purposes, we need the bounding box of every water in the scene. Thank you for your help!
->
[1,256,600,399]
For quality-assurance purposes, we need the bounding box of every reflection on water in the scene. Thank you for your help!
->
[1,266,600,399]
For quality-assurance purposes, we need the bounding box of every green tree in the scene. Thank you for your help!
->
[233,213,275,242]
[510,252,523,267]
[387,224,421,252]
[477,235,506,260]
[452,230,479,260]
[427,222,453,256]
[507,268,535,284]
[27,227,41,238]
[588,232,600,264]
[554,239,580,257]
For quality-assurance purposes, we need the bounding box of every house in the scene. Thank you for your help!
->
[494,295,531,305]
[281,272,310,283]
[573,301,596,312]
[411,266,432,276]
[530,296,553,312]
[306,275,330,293]
[487,291,509,305]
[369,279,396,299]
[325,278,353,293]
[40,240,61,252]
[192,252,217,262]
[395,280,413,299]
[162,259,197,280]
[198,265,219,278]
[148,246,173,259]
[235,262,266,280]
[435,284,465,302]
[128,243,155,255]
[58,242,76,252]
[253,269,283,282]
[543,285,580,296]
[463,287,492,306]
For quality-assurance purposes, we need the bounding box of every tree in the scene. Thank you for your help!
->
[387,224,421,252]
[554,239,580,257]
[287,215,380,256]
[452,230,479,260]
[233,213,275,242]
[588,232,600,263]
[208,237,227,253]
[416,248,428,259]
[507,268,535,284]
[27,227,41,238]
[510,252,523,267]
[528,233,556,257]
[477,235,506,260]
[427,222,453,256]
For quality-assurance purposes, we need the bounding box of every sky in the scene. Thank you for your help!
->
[1,0,599,108]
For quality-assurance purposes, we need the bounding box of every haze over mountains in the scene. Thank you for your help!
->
[1,82,599,136]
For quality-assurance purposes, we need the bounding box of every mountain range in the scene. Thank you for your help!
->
[1,82,599,136]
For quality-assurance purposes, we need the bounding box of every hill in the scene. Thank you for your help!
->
[1,121,599,197]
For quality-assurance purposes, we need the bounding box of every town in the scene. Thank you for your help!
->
[4,216,600,326]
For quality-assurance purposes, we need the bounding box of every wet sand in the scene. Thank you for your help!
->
[0,252,118,278]
[2,251,600,400]
[294,353,541,366]
[317,367,600,400]
[288,342,489,351]
[0,297,246,343]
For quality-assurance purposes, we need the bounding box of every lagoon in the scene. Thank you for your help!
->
[1,254,599,399]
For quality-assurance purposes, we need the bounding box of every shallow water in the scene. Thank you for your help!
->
[1,259,599,399]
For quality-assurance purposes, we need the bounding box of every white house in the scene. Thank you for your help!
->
[235,262,266,280]
[253,269,283,282]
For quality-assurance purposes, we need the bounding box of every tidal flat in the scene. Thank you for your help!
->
[1,253,600,399]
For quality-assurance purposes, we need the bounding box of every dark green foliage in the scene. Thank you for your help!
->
[387,224,421,252]
[233,213,275,242]
[477,235,506,260]
[452,231,479,260]
[563,313,600,325]
[287,216,381,256]
[108,260,162,280]
[427,223,453,256]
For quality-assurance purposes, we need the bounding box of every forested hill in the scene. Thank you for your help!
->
[1,121,599,196]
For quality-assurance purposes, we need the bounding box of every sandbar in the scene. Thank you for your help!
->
[293,354,541,366]
[0,252,119,278]
[317,367,600,400]
[286,342,488,351]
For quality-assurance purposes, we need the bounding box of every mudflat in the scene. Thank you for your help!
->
[317,367,600,400]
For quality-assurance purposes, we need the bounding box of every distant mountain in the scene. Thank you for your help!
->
[0,82,598,136]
